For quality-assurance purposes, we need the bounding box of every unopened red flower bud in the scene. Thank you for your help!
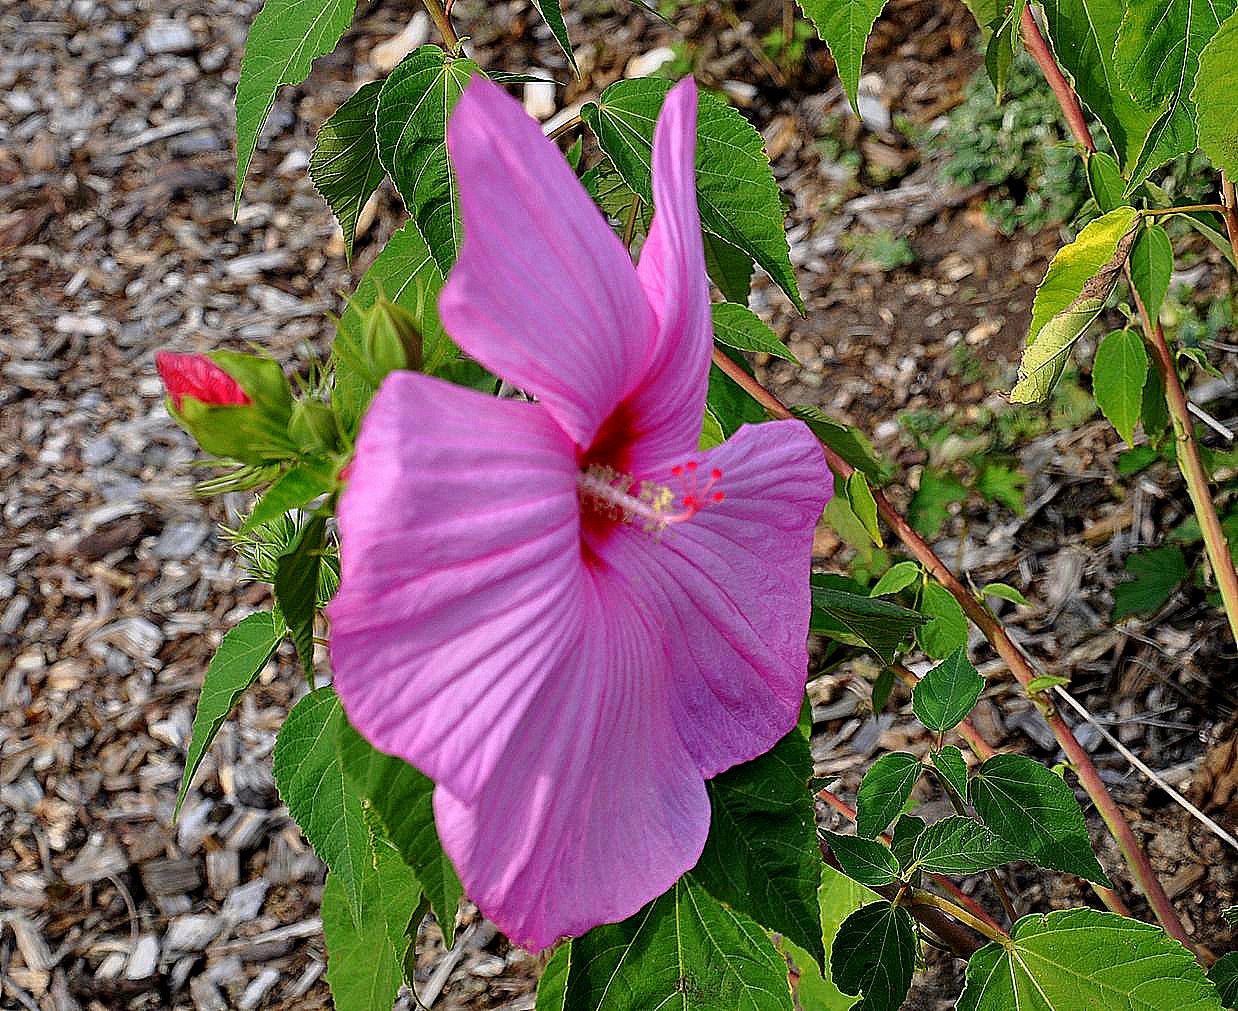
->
[156,352,251,411]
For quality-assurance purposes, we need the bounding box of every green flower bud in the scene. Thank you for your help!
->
[362,296,424,381]
[288,398,340,453]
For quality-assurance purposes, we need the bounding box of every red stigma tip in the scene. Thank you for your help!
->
[686,461,698,472]
[710,468,722,479]
[671,465,683,477]
[712,491,725,502]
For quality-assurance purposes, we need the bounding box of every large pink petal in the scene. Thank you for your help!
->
[439,78,656,450]
[624,78,713,474]
[327,371,585,800]
[587,420,831,778]
[433,569,708,951]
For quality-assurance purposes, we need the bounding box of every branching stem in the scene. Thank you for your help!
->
[422,0,459,49]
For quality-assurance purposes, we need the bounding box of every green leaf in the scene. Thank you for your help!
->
[1129,225,1173,321]
[984,1,1026,100]
[535,943,572,1010]
[822,831,900,887]
[780,864,874,1011]
[707,357,767,436]
[1011,207,1139,403]
[958,908,1224,1011]
[810,583,927,664]
[1085,152,1128,213]
[871,667,895,715]
[795,0,890,114]
[1026,674,1071,693]
[322,843,422,1011]
[704,233,756,304]
[980,581,1030,606]
[1195,12,1238,178]
[529,0,577,73]
[242,458,337,532]
[870,560,920,598]
[916,581,969,660]
[975,462,1025,515]
[310,80,385,263]
[337,718,464,945]
[830,901,916,1011]
[912,647,984,733]
[908,469,967,539]
[234,0,357,210]
[856,752,921,838]
[1141,363,1171,442]
[563,876,794,1010]
[1210,951,1238,1008]
[582,78,803,312]
[793,405,893,485]
[908,815,1022,875]
[376,45,478,273]
[1112,545,1188,620]
[845,472,883,548]
[695,728,825,967]
[1042,1,1155,168]
[1115,0,1237,188]
[333,221,448,434]
[888,815,925,870]
[273,514,326,677]
[273,688,371,914]
[1093,328,1149,446]
[970,753,1112,886]
[711,302,797,362]
[929,746,969,801]
[175,612,280,819]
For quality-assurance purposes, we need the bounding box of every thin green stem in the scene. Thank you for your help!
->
[908,889,1010,946]
[1140,204,1228,217]
[622,194,643,248]
[546,114,583,142]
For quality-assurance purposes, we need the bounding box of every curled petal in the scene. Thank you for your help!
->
[156,351,250,410]
[328,371,583,800]
[439,78,655,450]
[587,420,831,777]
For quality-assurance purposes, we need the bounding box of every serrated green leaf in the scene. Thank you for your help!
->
[822,830,900,887]
[563,876,794,1010]
[871,667,895,715]
[929,746,969,801]
[322,843,421,1011]
[1042,1,1156,169]
[810,584,927,664]
[908,469,967,539]
[844,471,883,548]
[780,864,873,1011]
[831,901,915,1011]
[1115,0,1237,188]
[711,302,797,362]
[273,514,326,677]
[1112,545,1188,620]
[529,0,577,73]
[870,560,920,597]
[234,0,358,211]
[1093,328,1149,446]
[699,404,725,449]
[907,815,1022,876]
[1085,151,1128,213]
[175,612,280,819]
[535,943,571,1010]
[242,458,337,533]
[889,814,925,870]
[916,581,968,660]
[707,357,767,436]
[970,753,1111,886]
[337,718,464,946]
[958,908,1224,1011]
[1130,225,1173,321]
[1012,207,1139,403]
[1211,951,1238,1008]
[376,46,478,273]
[273,688,371,915]
[912,647,983,732]
[1141,363,1171,442]
[980,581,1030,606]
[310,80,385,263]
[582,78,803,312]
[696,728,825,967]
[1195,12,1238,178]
[984,1,1026,100]
[333,221,449,435]
[795,0,889,114]
[856,752,921,838]
[793,405,893,485]
[1224,904,1238,927]
[704,233,756,304]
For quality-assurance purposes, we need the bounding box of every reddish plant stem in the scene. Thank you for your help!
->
[422,0,459,49]
[713,347,1192,948]
[817,789,1006,936]
[1021,4,1238,649]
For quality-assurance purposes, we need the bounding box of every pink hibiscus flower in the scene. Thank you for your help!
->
[328,76,832,950]
[156,352,252,411]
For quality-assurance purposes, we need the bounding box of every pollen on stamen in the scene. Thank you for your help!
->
[575,460,726,534]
